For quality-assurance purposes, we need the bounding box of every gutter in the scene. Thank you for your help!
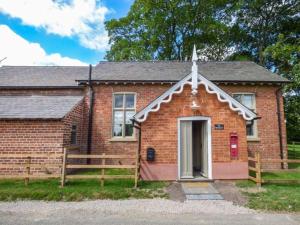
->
[0,86,84,89]
[87,64,94,164]
[76,80,291,85]
[276,86,285,168]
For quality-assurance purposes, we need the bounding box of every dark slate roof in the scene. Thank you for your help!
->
[91,61,289,83]
[0,66,88,87]
[0,61,289,88]
[0,96,83,119]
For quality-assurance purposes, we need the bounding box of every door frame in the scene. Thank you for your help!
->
[177,116,212,180]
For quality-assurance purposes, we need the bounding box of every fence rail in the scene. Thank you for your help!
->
[0,146,140,188]
[248,151,300,186]
[0,153,62,185]
[61,146,139,188]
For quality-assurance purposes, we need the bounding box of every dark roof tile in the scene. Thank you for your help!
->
[0,96,83,119]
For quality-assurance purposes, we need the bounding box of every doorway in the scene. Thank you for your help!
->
[178,117,212,180]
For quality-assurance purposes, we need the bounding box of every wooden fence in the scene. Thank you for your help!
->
[0,146,140,188]
[248,151,300,186]
[0,153,62,185]
[61,146,139,188]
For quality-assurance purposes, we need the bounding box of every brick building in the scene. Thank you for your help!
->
[0,54,289,180]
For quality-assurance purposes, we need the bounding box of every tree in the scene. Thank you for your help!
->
[233,0,299,65]
[105,0,236,61]
[264,34,300,141]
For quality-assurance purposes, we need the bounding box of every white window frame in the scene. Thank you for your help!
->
[112,92,136,139]
[232,93,258,139]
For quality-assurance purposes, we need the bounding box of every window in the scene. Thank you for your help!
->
[70,125,77,145]
[112,93,136,138]
[233,93,257,138]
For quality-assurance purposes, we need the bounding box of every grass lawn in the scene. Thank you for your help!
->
[238,144,300,212]
[288,142,300,169]
[237,180,300,212]
[0,169,168,201]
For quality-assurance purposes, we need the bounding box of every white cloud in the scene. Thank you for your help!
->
[0,25,87,66]
[0,0,109,50]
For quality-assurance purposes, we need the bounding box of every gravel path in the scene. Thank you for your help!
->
[0,199,253,215]
[0,199,299,225]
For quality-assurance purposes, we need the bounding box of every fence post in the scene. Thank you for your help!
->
[61,147,67,187]
[255,151,262,187]
[24,156,31,186]
[101,153,105,187]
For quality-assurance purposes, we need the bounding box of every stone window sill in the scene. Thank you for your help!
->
[109,138,137,142]
[247,137,261,142]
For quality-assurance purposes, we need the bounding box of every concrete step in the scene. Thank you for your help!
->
[186,194,224,200]
[181,182,224,200]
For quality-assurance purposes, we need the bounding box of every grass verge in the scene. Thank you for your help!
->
[0,169,168,201]
[237,180,300,212]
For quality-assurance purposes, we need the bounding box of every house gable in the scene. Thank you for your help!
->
[134,72,257,123]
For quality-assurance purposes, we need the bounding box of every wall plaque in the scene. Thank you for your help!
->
[214,124,224,130]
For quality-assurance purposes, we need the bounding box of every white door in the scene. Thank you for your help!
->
[201,121,208,177]
[180,121,193,178]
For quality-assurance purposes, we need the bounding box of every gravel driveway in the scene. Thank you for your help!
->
[0,199,299,225]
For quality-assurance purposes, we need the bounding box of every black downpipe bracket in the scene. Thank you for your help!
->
[87,64,94,164]
[276,86,284,169]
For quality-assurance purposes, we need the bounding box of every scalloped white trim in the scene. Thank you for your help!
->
[134,73,257,122]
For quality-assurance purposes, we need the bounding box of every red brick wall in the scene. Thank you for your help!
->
[91,84,170,159]
[0,120,64,175]
[0,83,287,178]
[140,85,247,179]
[222,85,287,169]
[90,83,286,179]
[0,99,86,175]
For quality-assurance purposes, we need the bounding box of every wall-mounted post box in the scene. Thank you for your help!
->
[146,148,155,161]
[230,132,238,159]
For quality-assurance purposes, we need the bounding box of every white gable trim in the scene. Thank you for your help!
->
[134,73,257,123]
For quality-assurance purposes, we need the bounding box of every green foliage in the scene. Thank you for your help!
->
[264,34,300,141]
[285,96,300,141]
[105,0,299,63]
[233,0,299,65]
[264,34,300,93]
[105,0,236,61]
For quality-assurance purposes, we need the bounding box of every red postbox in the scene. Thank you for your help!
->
[230,132,238,159]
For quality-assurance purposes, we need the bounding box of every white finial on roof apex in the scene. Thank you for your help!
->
[191,45,198,95]
[192,45,198,62]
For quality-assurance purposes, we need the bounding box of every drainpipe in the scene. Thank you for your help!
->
[276,86,284,169]
[87,64,94,164]
[132,119,142,179]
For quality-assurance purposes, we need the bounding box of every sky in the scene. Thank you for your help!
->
[0,0,134,66]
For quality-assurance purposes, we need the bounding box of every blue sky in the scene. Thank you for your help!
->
[0,0,133,66]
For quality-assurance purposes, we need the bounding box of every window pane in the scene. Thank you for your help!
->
[243,95,253,109]
[233,94,242,103]
[125,111,134,136]
[70,125,77,145]
[114,94,123,108]
[246,123,254,136]
[113,111,123,136]
[125,94,135,108]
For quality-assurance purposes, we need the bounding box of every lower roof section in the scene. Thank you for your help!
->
[0,95,83,119]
